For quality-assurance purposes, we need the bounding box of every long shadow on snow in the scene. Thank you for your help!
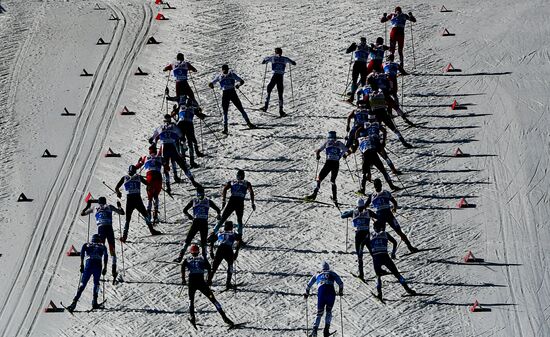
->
[403,103,476,108]
[415,125,480,131]
[418,113,492,119]
[122,280,182,286]
[416,152,497,158]
[422,299,516,308]
[413,71,512,77]
[400,194,478,200]
[408,92,485,98]
[427,258,522,267]
[405,168,482,174]
[246,244,353,255]
[409,281,506,288]
[411,138,478,145]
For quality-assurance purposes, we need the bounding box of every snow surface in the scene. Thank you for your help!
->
[0,0,548,336]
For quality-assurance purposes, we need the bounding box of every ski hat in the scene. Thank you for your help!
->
[91,234,102,243]
[274,47,283,55]
[373,178,382,191]
[357,198,365,207]
[196,187,205,198]
[189,243,200,255]
[177,53,184,61]
[98,196,107,205]
[224,221,234,231]
[148,144,157,154]
[163,114,172,123]
[373,220,385,232]
[360,37,367,43]
[376,37,384,45]
[395,6,402,13]
[128,165,137,175]
[321,261,330,271]
[221,64,229,73]
[327,131,337,140]
[236,169,245,180]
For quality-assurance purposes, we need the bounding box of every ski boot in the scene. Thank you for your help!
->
[330,196,339,208]
[221,312,234,327]
[323,324,331,337]
[195,146,205,158]
[403,283,417,295]
[407,245,419,254]
[279,107,287,117]
[152,210,159,225]
[391,167,403,175]
[309,328,318,337]
[190,161,200,168]
[389,183,401,191]
[188,313,197,328]
[112,264,118,284]
[399,137,413,149]
[119,232,128,243]
[148,225,162,236]
[247,122,257,129]
[376,287,383,300]
[222,126,229,135]
[66,300,77,313]
[304,191,318,201]
[259,103,268,112]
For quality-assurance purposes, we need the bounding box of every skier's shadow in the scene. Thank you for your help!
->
[245,244,353,255]
[408,92,486,98]
[413,71,512,77]
[242,270,312,278]
[403,103,476,108]
[422,299,516,308]
[410,281,507,288]
[415,125,481,131]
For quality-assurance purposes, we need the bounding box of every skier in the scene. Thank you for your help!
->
[181,243,235,327]
[344,100,370,148]
[260,47,296,117]
[208,64,256,134]
[172,96,206,168]
[345,37,370,102]
[213,169,256,241]
[65,234,108,312]
[366,220,416,300]
[383,54,402,105]
[304,261,344,337]
[367,37,389,75]
[305,131,348,205]
[344,120,400,193]
[380,7,416,69]
[358,112,402,175]
[368,69,414,127]
[149,114,201,192]
[174,187,222,261]
[115,165,161,243]
[368,87,413,147]
[135,144,165,223]
[163,52,198,104]
[340,198,378,280]
[366,178,418,253]
[207,221,241,289]
[80,197,124,279]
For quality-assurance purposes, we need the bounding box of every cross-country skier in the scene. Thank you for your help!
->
[135,144,166,223]
[208,64,256,134]
[344,122,400,193]
[367,87,413,148]
[65,234,108,312]
[149,114,201,192]
[366,178,418,253]
[367,69,414,127]
[383,54,403,104]
[81,197,124,280]
[380,7,416,69]
[172,96,206,168]
[207,221,241,290]
[305,131,348,205]
[340,198,378,280]
[163,53,198,104]
[345,100,371,148]
[304,261,344,337]
[115,165,161,242]
[181,243,235,327]
[366,220,416,300]
[260,47,296,117]
[367,37,389,75]
[174,187,221,261]
[213,169,256,241]
[345,37,370,102]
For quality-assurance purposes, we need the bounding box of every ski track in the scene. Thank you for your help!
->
[1,0,547,336]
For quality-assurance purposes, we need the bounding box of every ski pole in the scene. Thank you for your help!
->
[87,214,91,243]
[260,62,268,104]
[314,159,320,178]
[199,119,204,153]
[161,73,170,112]
[102,276,106,303]
[243,209,254,227]
[410,23,416,69]
[102,181,116,194]
[211,87,222,116]
[339,295,344,337]
[344,158,357,186]
[189,73,202,106]
[305,296,309,337]
[237,88,254,106]
[346,218,349,253]
[341,53,353,96]
[233,259,237,294]
[163,181,167,221]
[117,213,125,279]
[289,64,295,108]
[401,76,404,113]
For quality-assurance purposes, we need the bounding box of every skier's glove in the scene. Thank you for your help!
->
[339,289,343,296]
[173,256,182,263]
[252,204,256,211]
[383,12,387,18]
[164,87,169,95]
[208,83,214,89]
[116,191,122,199]
[235,84,240,89]
[80,265,84,273]
[303,292,309,299]
[408,12,413,16]
[116,201,122,209]
[102,268,107,276]
[316,154,321,161]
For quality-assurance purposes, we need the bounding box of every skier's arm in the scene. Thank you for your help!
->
[247,182,256,210]
[381,126,387,147]
[135,156,145,169]
[149,127,160,144]
[183,200,193,220]
[163,64,173,72]
[346,111,354,132]
[233,73,245,87]
[316,141,327,160]
[81,205,93,217]
[261,56,272,64]
[111,202,125,216]
[345,43,357,53]
[390,196,398,212]
[286,57,297,66]
[340,209,353,219]
[305,274,317,296]
[368,209,378,219]
[333,272,344,295]
[221,183,230,208]
[387,233,398,257]
[140,175,148,186]
[114,177,124,198]
[381,12,392,23]
[234,237,241,260]
[209,200,222,218]
[407,12,416,22]
[208,74,220,89]
[187,62,197,72]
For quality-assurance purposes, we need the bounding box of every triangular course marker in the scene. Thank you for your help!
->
[154,0,164,4]
[44,300,64,313]
[457,197,476,208]
[94,3,105,10]
[80,69,93,77]
[163,2,176,9]
[441,28,455,36]
[105,148,121,157]
[451,99,458,110]
[134,67,149,76]
[109,14,120,21]
[463,250,485,263]
[66,245,80,256]
[120,106,135,115]
[440,5,452,12]
[96,38,109,45]
[155,13,168,20]
[469,300,491,312]
[42,149,57,158]
[61,107,75,116]
[453,147,469,157]
[17,193,32,202]
[147,36,160,44]
[443,63,461,72]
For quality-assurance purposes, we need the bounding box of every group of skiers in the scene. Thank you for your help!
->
[64,5,421,336]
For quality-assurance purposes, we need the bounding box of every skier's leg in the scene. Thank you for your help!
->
[349,63,360,95]
[91,265,101,307]
[213,201,235,233]
[389,215,416,251]
[329,162,339,202]
[372,154,396,189]
[276,76,285,114]
[397,32,405,66]
[235,202,244,239]
[313,294,325,331]
[122,199,135,240]
[311,162,331,198]
[198,220,208,258]
[389,28,397,56]
[73,266,92,303]
[202,284,232,324]
[324,294,336,335]
[231,92,252,125]
[264,76,276,110]
[188,283,197,322]
[221,91,230,132]
[210,251,224,284]
[225,249,234,287]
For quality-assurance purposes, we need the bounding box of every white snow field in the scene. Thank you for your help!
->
[0,0,548,336]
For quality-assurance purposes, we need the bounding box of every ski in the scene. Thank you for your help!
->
[401,292,434,297]
[59,302,74,315]
[188,318,198,330]
[272,194,333,207]
[218,282,246,293]
[327,331,338,336]
[89,300,107,312]
[228,322,247,330]
[370,292,386,304]
[401,246,441,257]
